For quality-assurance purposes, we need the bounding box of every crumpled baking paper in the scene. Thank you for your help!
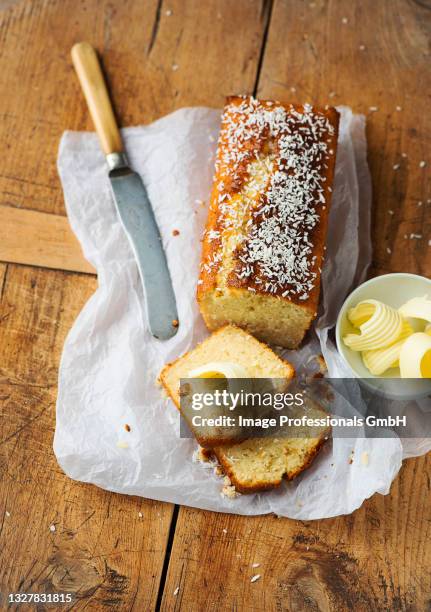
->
[55,106,421,519]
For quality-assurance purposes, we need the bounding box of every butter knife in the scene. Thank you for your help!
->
[71,42,179,340]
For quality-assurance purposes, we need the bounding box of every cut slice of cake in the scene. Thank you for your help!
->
[159,325,294,447]
[159,326,330,493]
[213,419,330,494]
[197,96,340,349]
[160,325,294,405]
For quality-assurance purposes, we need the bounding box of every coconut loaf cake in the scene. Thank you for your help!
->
[197,96,340,348]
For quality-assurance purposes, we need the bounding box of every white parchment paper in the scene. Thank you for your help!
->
[55,106,414,519]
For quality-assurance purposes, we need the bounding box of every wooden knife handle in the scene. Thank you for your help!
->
[71,42,123,155]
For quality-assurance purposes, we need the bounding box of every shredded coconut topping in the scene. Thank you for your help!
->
[202,96,337,300]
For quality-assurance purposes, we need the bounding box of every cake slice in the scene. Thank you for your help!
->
[213,416,329,494]
[197,96,340,349]
[160,325,294,447]
[159,326,330,493]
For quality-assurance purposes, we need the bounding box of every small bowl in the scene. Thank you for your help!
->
[335,272,431,398]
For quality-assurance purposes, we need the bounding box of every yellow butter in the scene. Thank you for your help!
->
[188,362,250,379]
[344,300,403,351]
[348,301,375,327]
[399,333,431,378]
[362,321,414,375]
[399,296,431,322]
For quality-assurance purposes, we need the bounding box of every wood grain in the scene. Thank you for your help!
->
[0,0,268,217]
[0,266,174,610]
[0,263,6,294]
[161,456,431,611]
[0,205,94,274]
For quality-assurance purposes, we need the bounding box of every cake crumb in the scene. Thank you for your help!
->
[172,229,180,236]
[369,106,378,112]
[193,446,214,465]
[329,91,336,98]
[124,424,131,432]
[251,574,261,583]
[165,9,172,16]
[222,528,228,534]
[388,209,394,215]
[173,587,180,596]
[386,247,391,254]
[361,451,369,466]
[393,164,400,170]
[172,63,179,71]
[49,524,56,532]
[316,354,327,375]
[418,201,423,207]
[359,44,365,51]
[172,319,179,327]
[341,17,348,24]
[410,233,422,239]
[221,485,238,499]
[5,511,10,517]
[419,161,426,168]
[396,106,402,111]
[252,563,260,568]
[290,86,296,93]
[221,484,239,499]
[138,512,143,518]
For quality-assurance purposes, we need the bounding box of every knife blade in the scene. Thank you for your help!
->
[71,42,179,340]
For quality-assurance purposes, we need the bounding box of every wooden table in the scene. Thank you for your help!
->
[0,1,430,610]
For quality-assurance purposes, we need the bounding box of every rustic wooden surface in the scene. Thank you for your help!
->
[0,0,430,610]
[0,206,94,273]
